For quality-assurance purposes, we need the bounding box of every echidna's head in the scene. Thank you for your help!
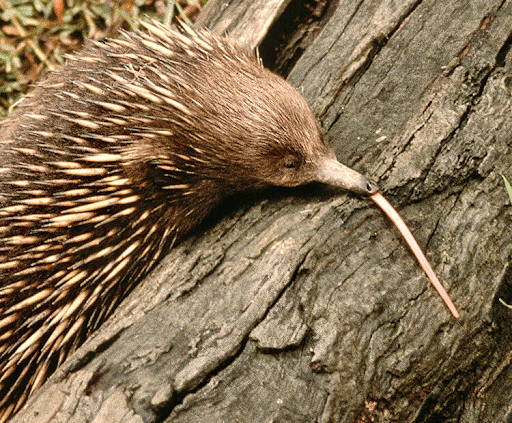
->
[192,66,378,195]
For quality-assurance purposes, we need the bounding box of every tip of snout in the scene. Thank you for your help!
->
[365,179,380,195]
[316,159,379,196]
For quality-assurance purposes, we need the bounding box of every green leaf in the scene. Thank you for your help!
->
[503,175,512,205]
[499,298,512,309]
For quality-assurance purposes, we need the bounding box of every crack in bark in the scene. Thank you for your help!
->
[322,0,424,129]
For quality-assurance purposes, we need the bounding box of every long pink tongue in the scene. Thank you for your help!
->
[370,192,459,318]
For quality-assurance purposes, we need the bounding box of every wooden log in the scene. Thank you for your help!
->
[12,0,512,422]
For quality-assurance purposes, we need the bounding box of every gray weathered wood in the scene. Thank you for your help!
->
[12,0,512,422]
[199,0,293,47]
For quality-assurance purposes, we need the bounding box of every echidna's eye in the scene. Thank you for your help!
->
[282,155,300,169]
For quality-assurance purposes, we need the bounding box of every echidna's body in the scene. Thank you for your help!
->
[0,21,376,420]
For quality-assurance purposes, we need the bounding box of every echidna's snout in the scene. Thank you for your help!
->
[315,158,379,196]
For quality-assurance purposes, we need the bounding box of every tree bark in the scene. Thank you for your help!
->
[13,0,512,422]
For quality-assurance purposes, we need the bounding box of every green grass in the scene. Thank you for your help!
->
[503,175,512,205]
[500,175,512,310]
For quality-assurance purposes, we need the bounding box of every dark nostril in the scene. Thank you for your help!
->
[366,180,379,194]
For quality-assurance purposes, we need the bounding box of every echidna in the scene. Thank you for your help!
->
[0,20,458,421]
